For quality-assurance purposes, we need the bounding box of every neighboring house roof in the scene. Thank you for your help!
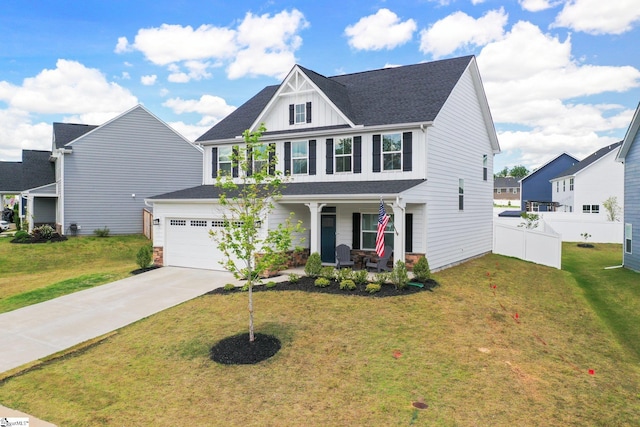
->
[53,123,99,149]
[0,150,54,192]
[552,141,623,180]
[149,179,425,200]
[197,56,476,142]
[494,177,518,188]
[520,152,579,183]
[616,102,640,162]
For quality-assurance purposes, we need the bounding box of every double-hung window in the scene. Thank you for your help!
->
[335,137,352,173]
[218,146,233,176]
[362,213,394,250]
[252,144,268,174]
[382,133,402,171]
[459,179,464,211]
[292,141,308,174]
[569,178,574,191]
[483,155,488,181]
[295,103,306,124]
[625,223,632,254]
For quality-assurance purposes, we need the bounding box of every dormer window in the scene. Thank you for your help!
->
[289,102,312,125]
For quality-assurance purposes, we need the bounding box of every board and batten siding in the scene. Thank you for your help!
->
[623,129,640,271]
[62,106,202,235]
[424,67,495,270]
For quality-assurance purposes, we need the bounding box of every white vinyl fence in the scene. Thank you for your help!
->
[540,212,623,243]
[493,222,562,269]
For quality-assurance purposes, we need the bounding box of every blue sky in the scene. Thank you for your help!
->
[1,0,639,173]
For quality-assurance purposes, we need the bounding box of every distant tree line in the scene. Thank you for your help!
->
[494,165,529,180]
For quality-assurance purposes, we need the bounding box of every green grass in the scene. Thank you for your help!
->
[0,234,149,306]
[562,242,640,361]
[1,251,639,426]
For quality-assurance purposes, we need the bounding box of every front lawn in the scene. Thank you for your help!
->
[0,235,150,313]
[1,251,638,426]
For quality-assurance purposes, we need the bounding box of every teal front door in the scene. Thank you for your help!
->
[320,214,336,263]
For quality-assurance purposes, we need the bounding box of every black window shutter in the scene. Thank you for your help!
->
[246,146,253,177]
[306,102,312,123]
[268,143,276,175]
[284,141,291,175]
[373,134,381,172]
[354,136,362,174]
[402,132,412,172]
[289,104,294,125]
[405,213,413,253]
[232,146,239,178]
[326,138,334,174]
[352,213,361,249]
[211,147,218,178]
[309,139,316,175]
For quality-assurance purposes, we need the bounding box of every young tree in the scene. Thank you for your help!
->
[210,124,304,342]
[602,196,621,222]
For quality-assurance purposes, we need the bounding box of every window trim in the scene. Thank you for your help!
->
[217,146,233,176]
[483,154,488,181]
[361,212,394,251]
[294,103,306,124]
[569,178,574,191]
[335,137,353,173]
[382,133,402,171]
[291,140,309,175]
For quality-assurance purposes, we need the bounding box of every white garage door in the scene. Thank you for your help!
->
[165,218,227,270]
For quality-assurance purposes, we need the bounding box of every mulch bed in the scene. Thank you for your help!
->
[208,275,439,365]
[206,275,439,298]
[131,265,162,275]
[11,233,68,244]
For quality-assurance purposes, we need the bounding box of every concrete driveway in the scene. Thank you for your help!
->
[0,266,237,374]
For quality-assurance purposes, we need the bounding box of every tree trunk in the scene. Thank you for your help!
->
[248,279,254,342]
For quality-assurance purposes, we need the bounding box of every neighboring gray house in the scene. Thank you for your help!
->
[29,104,204,235]
[147,56,500,272]
[615,102,640,272]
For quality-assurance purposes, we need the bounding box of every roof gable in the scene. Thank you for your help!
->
[197,55,476,142]
[552,142,622,180]
[520,153,579,183]
[616,102,640,162]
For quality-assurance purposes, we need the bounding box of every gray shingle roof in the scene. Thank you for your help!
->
[53,122,99,149]
[552,141,623,179]
[0,161,23,191]
[0,150,54,192]
[196,56,474,142]
[493,177,518,188]
[149,179,425,200]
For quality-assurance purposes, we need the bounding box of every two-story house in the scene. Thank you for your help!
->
[147,56,500,272]
[520,153,578,212]
[29,104,204,235]
[550,142,623,214]
[616,102,640,272]
[493,176,520,206]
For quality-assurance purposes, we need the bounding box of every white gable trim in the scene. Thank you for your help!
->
[616,102,640,162]
[250,65,356,131]
[466,57,500,154]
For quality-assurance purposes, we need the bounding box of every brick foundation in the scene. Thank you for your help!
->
[153,246,164,266]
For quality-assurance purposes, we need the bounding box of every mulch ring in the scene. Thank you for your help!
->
[210,333,282,365]
[206,275,439,298]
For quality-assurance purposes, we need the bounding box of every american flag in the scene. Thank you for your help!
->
[376,200,389,257]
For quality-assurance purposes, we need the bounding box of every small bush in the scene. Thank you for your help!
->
[266,281,277,289]
[336,268,353,282]
[340,279,356,290]
[365,283,381,294]
[412,257,431,282]
[13,230,30,242]
[320,266,335,280]
[223,283,236,291]
[136,245,153,269]
[373,272,389,285]
[94,226,110,237]
[352,270,369,286]
[288,273,300,283]
[33,224,54,240]
[314,277,331,288]
[304,252,322,278]
[390,260,409,290]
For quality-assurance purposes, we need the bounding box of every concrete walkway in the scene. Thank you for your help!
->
[1,266,240,425]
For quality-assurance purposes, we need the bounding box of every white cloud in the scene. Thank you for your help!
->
[345,9,417,51]
[419,8,508,58]
[163,94,236,127]
[117,9,308,82]
[475,20,640,167]
[552,0,640,35]
[0,59,138,115]
[141,75,157,86]
[0,109,51,161]
[121,71,131,80]
[518,0,560,12]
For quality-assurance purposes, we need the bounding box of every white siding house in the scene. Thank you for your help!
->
[148,56,500,271]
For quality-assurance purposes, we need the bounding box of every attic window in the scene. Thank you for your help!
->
[295,104,306,123]
[289,102,312,125]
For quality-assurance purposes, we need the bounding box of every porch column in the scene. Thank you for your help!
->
[305,202,326,256]
[391,202,405,263]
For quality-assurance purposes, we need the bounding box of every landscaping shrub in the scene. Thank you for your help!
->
[136,245,153,269]
[33,225,54,240]
[352,269,369,286]
[266,281,277,289]
[390,260,409,290]
[223,283,236,291]
[12,230,30,243]
[314,277,330,288]
[336,268,353,282]
[320,266,336,280]
[365,283,381,294]
[373,272,389,285]
[340,279,356,290]
[94,226,110,237]
[412,256,431,282]
[288,273,300,283]
[304,252,322,278]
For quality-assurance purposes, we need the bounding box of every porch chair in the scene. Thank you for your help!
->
[364,246,393,272]
[335,244,355,269]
